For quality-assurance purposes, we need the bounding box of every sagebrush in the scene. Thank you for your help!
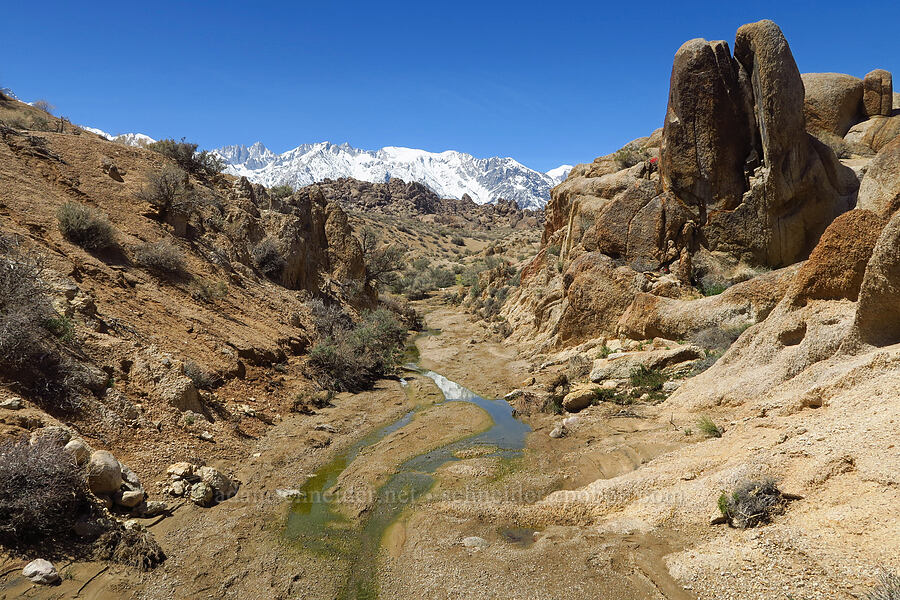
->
[0,438,94,550]
[57,202,116,251]
[307,307,407,391]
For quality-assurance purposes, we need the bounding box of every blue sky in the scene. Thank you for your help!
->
[2,1,897,171]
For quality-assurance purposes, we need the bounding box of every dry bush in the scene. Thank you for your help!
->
[146,138,223,175]
[307,308,407,391]
[0,438,94,550]
[252,237,286,279]
[0,237,84,412]
[868,569,900,600]
[379,296,423,330]
[57,202,116,251]
[135,239,185,275]
[183,359,218,390]
[136,165,197,218]
[93,527,166,570]
[718,477,785,528]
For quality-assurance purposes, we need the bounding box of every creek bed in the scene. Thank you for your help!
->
[284,365,531,600]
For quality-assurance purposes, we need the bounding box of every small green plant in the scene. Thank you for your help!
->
[597,345,612,359]
[701,282,729,296]
[44,315,74,342]
[717,478,785,528]
[546,244,560,256]
[683,427,693,436]
[57,202,116,251]
[182,413,196,426]
[451,236,465,246]
[697,416,722,438]
[542,397,563,415]
[629,365,666,391]
[613,143,649,168]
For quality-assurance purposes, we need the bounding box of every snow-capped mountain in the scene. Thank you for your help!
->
[214,141,570,210]
[81,126,155,148]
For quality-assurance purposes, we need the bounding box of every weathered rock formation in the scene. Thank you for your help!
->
[856,135,900,217]
[802,73,865,137]
[863,69,893,117]
[505,19,871,348]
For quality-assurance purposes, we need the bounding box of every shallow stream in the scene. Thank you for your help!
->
[284,362,531,599]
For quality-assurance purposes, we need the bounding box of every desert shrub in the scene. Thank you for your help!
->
[135,239,185,275]
[546,244,561,256]
[613,143,649,168]
[629,365,666,392]
[93,526,166,570]
[305,298,353,338]
[430,266,456,288]
[597,345,613,359]
[146,138,223,175]
[191,278,228,303]
[252,237,286,279]
[136,165,197,218]
[183,359,217,390]
[358,227,405,288]
[717,477,785,528]
[868,569,900,600]
[57,202,116,251]
[697,416,722,438]
[380,296,423,330]
[307,307,407,391]
[32,99,54,114]
[0,438,95,550]
[0,239,84,411]
[268,184,293,199]
[689,350,723,376]
[451,236,465,246]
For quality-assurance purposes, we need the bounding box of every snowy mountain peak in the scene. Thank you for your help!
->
[546,164,573,183]
[214,142,566,209]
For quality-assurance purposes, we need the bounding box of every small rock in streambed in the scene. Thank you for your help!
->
[462,536,489,550]
[22,559,59,585]
[549,425,568,439]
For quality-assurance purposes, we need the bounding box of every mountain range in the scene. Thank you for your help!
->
[214,142,570,210]
[81,126,570,209]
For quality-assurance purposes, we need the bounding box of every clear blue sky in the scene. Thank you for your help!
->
[2,1,897,171]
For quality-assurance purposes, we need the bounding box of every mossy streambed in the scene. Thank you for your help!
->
[284,365,531,600]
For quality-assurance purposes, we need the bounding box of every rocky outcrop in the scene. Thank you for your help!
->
[853,208,900,346]
[801,73,864,137]
[556,253,642,343]
[843,114,900,153]
[787,210,885,305]
[856,135,900,217]
[863,69,893,117]
[661,38,751,215]
[508,20,861,350]
[617,264,799,341]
